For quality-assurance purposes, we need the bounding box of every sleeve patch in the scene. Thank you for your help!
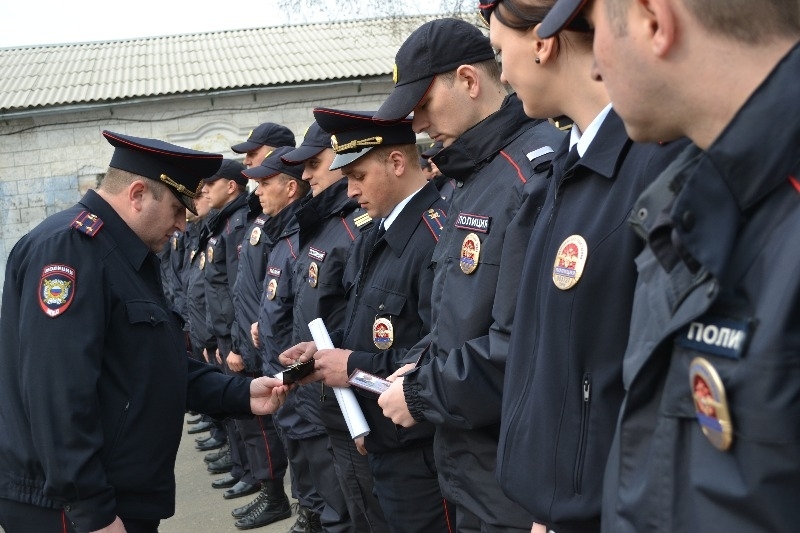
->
[39,264,76,318]
[71,210,104,237]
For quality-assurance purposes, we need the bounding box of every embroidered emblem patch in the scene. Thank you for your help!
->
[39,264,76,318]
[308,247,327,262]
[676,315,753,359]
[373,317,394,350]
[689,357,733,451]
[460,233,481,274]
[423,208,447,242]
[70,210,104,237]
[250,226,262,246]
[552,235,588,290]
[454,213,491,234]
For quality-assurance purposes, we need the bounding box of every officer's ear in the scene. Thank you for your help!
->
[128,179,148,212]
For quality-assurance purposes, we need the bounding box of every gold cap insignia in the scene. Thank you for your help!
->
[392,64,399,84]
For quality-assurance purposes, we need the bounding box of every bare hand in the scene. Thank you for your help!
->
[89,516,126,533]
[227,351,245,373]
[215,348,222,365]
[532,523,547,533]
[250,376,290,415]
[387,362,416,382]
[354,436,367,456]
[278,341,317,367]
[378,376,417,427]
[308,348,352,387]
[250,322,260,348]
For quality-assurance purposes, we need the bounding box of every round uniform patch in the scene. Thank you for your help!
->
[308,262,319,288]
[39,264,76,318]
[250,226,261,246]
[689,357,733,451]
[373,317,394,350]
[199,252,206,270]
[207,246,214,264]
[266,278,278,301]
[460,233,481,274]
[552,235,588,290]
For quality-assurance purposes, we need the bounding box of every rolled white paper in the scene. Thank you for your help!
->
[308,318,370,439]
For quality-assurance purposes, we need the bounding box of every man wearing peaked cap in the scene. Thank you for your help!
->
[103,129,222,215]
[231,122,297,168]
[373,18,496,123]
[373,16,566,533]
[283,107,454,533]
[262,117,391,533]
[0,131,290,533]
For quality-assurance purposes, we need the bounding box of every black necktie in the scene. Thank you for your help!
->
[375,220,386,242]
[564,144,580,170]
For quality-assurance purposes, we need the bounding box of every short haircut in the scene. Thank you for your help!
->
[370,144,421,164]
[281,174,311,197]
[437,58,503,87]
[100,167,167,201]
[606,0,800,42]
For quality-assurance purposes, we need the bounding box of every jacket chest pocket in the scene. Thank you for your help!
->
[362,287,406,318]
[126,300,169,328]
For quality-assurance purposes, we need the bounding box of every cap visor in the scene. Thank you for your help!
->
[230,140,261,154]
[175,192,198,215]
[281,145,326,164]
[374,77,434,122]
[538,0,587,38]
[330,147,373,170]
[242,166,280,180]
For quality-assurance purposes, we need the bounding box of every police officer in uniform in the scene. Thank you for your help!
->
[282,108,453,533]
[536,0,800,531]
[229,146,310,530]
[0,131,289,533]
[375,18,564,533]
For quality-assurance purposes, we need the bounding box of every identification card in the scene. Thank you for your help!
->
[348,369,391,395]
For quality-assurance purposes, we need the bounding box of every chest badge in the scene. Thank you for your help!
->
[460,233,481,274]
[266,278,278,300]
[207,246,214,264]
[250,226,262,246]
[199,252,206,270]
[689,357,733,451]
[552,235,588,290]
[190,249,197,262]
[308,262,319,288]
[373,317,394,350]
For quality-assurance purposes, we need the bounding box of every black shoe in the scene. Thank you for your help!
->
[211,473,239,489]
[196,436,226,451]
[232,488,268,519]
[187,421,213,434]
[204,443,229,464]
[286,504,310,533]
[234,488,291,529]
[186,414,203,425]
[206,450,233,473]
[224,481,261,500]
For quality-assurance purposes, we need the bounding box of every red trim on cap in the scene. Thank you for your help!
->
[499,150,526,183]
[789,175,800,194]
[102,131,219,160]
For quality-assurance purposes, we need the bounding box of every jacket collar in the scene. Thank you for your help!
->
[382,181,442,257]
[295,178,358,232]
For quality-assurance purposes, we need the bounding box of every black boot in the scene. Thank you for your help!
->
[232,487,268,519]
[234,479,291,530]
[305,509,322,533]
[286,505,309,533]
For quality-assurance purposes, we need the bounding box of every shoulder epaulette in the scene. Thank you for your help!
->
[71,210,104,237]
[353,212,373,229]
[423,208,447,242]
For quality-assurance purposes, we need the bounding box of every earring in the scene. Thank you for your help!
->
[535,57,541,64]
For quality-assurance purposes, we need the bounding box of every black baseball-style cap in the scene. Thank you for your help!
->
[242,146,305,181]
[280,122,332,165]
[538,0,591,38]
[230,122,297,154]
[103,130,222,215]
[374,18,495,122]
[421,140,444,159]
[313,107,416,170]
[202,159,247,185]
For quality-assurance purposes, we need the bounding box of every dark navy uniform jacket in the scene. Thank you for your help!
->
[204,192,249,353]
[497,109,688,532]
[337,182,447,454]
[602,43,800,533]
[400,94,564,525]
[232,196,301,373]
[0,190,251,532]
[168,229,188,321]
[290,179,370,432]
[185,215,217,353]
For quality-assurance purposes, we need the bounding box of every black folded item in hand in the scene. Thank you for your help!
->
[282,359,315,384]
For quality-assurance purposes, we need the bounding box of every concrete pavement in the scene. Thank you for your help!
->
[160,417,296,533]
